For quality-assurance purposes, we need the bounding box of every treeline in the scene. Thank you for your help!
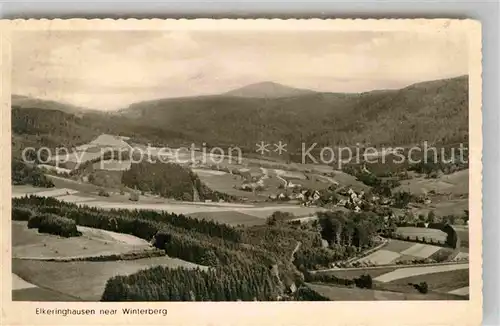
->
[102,263,329,302]
[304,272,373,290]
[101,265,282,301]
[12,160,54,188]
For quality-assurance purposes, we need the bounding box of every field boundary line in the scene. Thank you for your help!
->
[311,261,469,274]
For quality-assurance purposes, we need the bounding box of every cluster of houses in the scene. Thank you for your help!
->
[268,189,322,204]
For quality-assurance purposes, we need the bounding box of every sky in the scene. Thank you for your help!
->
[12,29,468,111]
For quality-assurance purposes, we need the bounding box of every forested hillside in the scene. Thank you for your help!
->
[11,106,188,159]
[12,76,468,160]
[122,76,468,150]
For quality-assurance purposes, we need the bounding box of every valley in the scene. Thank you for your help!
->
[10,76,470,302]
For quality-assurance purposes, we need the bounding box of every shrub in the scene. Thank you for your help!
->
[129,192,139,201]
[12,207,34,221]
[27,215,43,228]
[98,188,110,197]
[29,213,81,237]
[416,282,428,294]
[354,274,373,289]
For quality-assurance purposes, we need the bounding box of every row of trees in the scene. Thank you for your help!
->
[304,271,373,289]
[101,265,282,301]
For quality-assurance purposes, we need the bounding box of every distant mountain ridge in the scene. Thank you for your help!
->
[12,75,469,158]
[224,81,316,98]
[11,94,92,115]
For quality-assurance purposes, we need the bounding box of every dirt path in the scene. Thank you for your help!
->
[276,175,287,186]
[290,241,301,263]
[192,185,200,202]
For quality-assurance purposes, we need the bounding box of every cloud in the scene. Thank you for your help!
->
[12,30,468,110]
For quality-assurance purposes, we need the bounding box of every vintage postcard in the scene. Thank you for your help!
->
[0,19,482,325]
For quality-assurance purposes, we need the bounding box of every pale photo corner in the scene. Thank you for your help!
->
[0,18,482,326]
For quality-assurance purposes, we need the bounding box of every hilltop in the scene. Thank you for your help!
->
[224,81,316,98]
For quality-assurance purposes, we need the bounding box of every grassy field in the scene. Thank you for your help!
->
[453,225,470,248]
[355,239,450,265]
[13,285,81,301]
[274,169,307,180]
[12,256,207,301]
[395,169,468,195]
[187,211,267,226]
[358,250,402,265]
[195,173,266,200]
[382,239,416,252]
[373,263,469,283]
[397,243,442,259]
[12,185,48,196]
[305,283,464,301]
[47,175,104,194]
[236,206,326,219]
[448,286,469,296]
[406,198,469,222]
[380,268,469,294]
[12,221,152,260]
[312,267,399,279]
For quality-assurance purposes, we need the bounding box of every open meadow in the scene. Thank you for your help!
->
[12,256,207,301]
[305,282,465,301]
[12,221,154,260]
[376,268,469,295]
[395,169,468,195]
[355,239,455,266]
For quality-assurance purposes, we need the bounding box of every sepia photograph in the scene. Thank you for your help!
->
[2,19,481,316]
